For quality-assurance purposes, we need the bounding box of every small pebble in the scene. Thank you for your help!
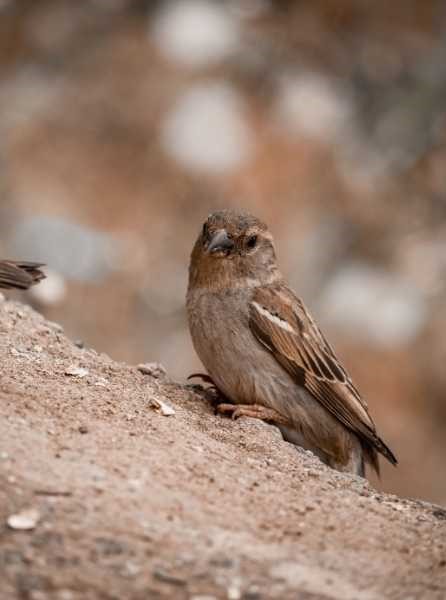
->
[138,362,167,378]
[153,568,186,586]
[65,365,89,378]
[7,508,40,530]
[148,397,175,416]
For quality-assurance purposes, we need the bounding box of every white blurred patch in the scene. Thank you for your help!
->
[29,268,67,307]
[320,264,427,347]
[11,216,121,283]
[152,0,239,67]
[276,73,353,143]
[337,143,394,192]
[161,82,252,173]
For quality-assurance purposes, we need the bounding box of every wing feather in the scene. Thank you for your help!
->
[249,284,397,467]
[0,261,46,290]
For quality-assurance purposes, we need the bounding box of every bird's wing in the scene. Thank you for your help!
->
[249,284,397,466]
[0,261,46,290]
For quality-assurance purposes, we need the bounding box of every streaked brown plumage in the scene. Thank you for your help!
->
[0,260,46,290]
[187,209,397,477]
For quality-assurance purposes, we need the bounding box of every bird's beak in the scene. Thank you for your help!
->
[206,229,234,254]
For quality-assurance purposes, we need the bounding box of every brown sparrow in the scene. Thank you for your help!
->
[187,210,397,476]
[0,260,45,290]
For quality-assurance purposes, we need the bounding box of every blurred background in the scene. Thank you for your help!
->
[1,0,445,504]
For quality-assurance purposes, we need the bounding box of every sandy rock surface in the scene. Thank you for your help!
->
[0,299,445,600]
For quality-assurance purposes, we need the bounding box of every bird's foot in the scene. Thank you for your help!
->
[216,403,288,425]
[187,373,228,408]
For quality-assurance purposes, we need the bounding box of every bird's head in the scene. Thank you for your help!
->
[188,209,279,290]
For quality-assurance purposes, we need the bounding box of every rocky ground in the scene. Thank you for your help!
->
[0,298,445,600]
[2,1,446,506]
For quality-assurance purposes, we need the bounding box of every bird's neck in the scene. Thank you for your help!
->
[188,260,282,294]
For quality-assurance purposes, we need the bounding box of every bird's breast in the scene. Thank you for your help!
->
[186,287,294,407]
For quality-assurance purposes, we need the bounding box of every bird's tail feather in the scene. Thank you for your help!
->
[0,260,46,290]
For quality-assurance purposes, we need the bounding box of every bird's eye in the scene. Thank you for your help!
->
[246,235,258,249]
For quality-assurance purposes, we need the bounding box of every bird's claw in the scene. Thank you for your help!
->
[188,373,229,408]
[216,403,240,419]
[187,373,216,387]
[216,403,289,425]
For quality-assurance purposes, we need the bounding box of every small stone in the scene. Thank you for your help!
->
[243,587,261,600]
[65,365,89,378]
[227,583,242,600]
[128,479,143,491]
[78,425,89,434]
[153,568,186,586]
[7,508,40,530]
[137,362,167,378]
[148,397,175,416]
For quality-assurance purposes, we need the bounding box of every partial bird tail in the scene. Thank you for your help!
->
[0,260,46,290]
[363,434,398,477]
[376,435,398,467]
